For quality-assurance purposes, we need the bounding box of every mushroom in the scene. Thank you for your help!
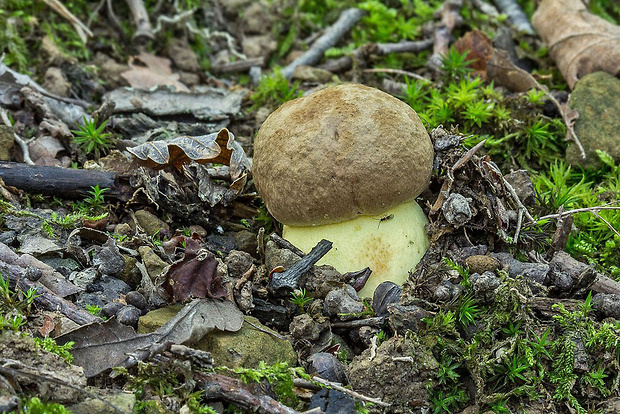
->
[252,84,434,297]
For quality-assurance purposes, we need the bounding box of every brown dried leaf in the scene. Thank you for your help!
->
[487,49,538,92]
[163,239,227,302]
[454,30,494,80]
[121,52,189,92]
[128,128,251,180]
[56,299,244,377]
[532,0,620,89]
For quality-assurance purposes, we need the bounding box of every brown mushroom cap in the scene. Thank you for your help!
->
[253,83,434,226]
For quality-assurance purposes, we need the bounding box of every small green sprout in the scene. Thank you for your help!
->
[440,46,474,80]
[290,288,313,311]
[71,117,115,159]
[33,336,75,363]
[85,303,102,317]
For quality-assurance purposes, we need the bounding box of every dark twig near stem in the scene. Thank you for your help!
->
[281,8,366,79]
[269,239,332,291]
[492,0,534,34]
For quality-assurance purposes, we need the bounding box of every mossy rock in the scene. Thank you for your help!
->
[197,315,297,369]
[566,71,620,168]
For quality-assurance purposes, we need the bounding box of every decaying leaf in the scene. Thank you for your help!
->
[56,299,244,377]
[128,128,251,181]
[455,30,538,92]
[532,0,620,89]
[121,52,189,92]
[163,238,227,302]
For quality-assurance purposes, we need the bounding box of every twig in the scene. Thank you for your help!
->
[307,376,391,408]
[331,316,385,330]
[537,205,620,221]
[212,58,265,74]
[492,0,534,34]
[427,0,463,72]
[374,38,434,55]
[470,0,499,17]
[43,0,93,43]
[270,233,305,257]
[0,360,123,414]
[542,89,586,159]
[501,175,536,224]
[269,239,332,291]
[196,372,300,414]
[281,8,366,79]
[362,68,429,82]
[0,107,34,165]
[152,9,247,61]
[125,0,154,42]
[591,211,620,238]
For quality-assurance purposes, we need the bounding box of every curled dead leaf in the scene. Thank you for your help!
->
[128,128,251,182]
[163,238,227,302]
[532,0,620,89]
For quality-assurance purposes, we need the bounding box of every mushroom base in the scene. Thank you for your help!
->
[282,199,430,298]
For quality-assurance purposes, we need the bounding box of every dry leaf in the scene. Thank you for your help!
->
[128,128,251,181]
[121,52,189,92]
[532,0,620,89]
[487,49,538,92]
[56,299,244,377]
[163,239,227,302]
[454,30,494,80]
[454,30,538,92]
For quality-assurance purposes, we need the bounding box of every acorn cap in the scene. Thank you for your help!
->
[252,83,434,226]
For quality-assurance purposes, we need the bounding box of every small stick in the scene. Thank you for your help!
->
[0,108,34,165]
[331,316,385,330]
[306,376,391,408]
[0,361,124,414]
[362,68,429,82]
[493,0,534,34]
[591,211,620,238]
[269,239,332,291]
[270,233,305,257]
[281,8,366,79]
[537,205,620,221]
[212,58,265,74]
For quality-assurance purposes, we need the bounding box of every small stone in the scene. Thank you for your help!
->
[92,238,125,276]
[138,246,169,282]
[134,210,170,237]
[470,271,501,302]
[504,170,535,206]
[323,285,363,321]
[592,293,620,319]
[308,388,356,414]
[25,266,43,281]
[307,352,348,383]
[68,392,136,414]
[242,1,273,34]
[491,252,549,285]
[434,280,461,302]
[125,291,147,311]
[69,268,99,289]
[566,71,620,168]
[241,34,277,59]
[166,38,201,72]
[442,193,473,226]
[102,302,124,319]
[117,305,141,328]
[0,126,15,161]
[388,303,431,334]
[291,65,334,83]
[42,67,71,97]
[225,250,254,278]
[198,315,297,369]
[234,230,258,256]
[290,313,323,341]
[138,304,185,333]
[88,275,132,304]
[114,223,133,236]
[465,255,500,274]
[372,282,402,317]
[117,256,142,287]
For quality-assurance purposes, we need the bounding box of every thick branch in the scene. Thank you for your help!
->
[269,239,332,291]
[281,8,366,79]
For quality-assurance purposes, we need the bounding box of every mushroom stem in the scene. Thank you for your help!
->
[283,199,429,298]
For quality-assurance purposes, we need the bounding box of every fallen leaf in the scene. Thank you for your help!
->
[128,128,251,182]
[454,30,538,92]
[38,314,56,337]
[532,0,620,89]
[56,299,244,377]
[487,49,538,92]
[454,30,494,80]
[163,239,227,302]
[121,52,189,92]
